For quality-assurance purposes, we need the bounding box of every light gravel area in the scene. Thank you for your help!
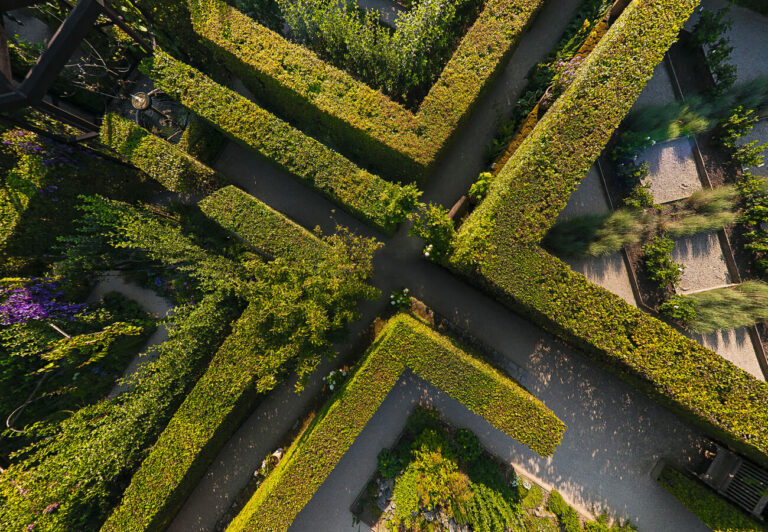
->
[87,272,173,395]
[638,138,702,204]
[556,166,636,306]
[688,327,764,380]
[672,232,732,294]
[631,61,677,110]
[687,0,768,84]
[738,118,768,177]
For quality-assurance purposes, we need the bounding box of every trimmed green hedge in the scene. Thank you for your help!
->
[100,113,225,194]
[144,50,418,234]
[449,0,768,468]
[658,465,768,532]
[100,302,294,532]
[198,185,328,262]
[228,313,565,531]
[188,0,545,179]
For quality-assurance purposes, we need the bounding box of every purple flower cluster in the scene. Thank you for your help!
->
[0,280,85,326]
[2,129,83,168]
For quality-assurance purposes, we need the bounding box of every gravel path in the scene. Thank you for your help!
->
[688,327,764,380]
[638,138,702,204]
[672,232,732,294]
[87,272,173,395]
[631,61,677,110]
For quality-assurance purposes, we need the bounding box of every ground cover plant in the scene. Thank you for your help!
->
[445,0,768,469]
[228,313,565,531]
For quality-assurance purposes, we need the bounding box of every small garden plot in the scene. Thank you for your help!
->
[671,232,732,294]
[352,406,630,532]
[636,138,702,204]
[689,327,764,380]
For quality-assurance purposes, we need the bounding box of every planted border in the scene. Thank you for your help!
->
[450,0,768,468]
[198,185,328,262]
[144,50,417,234]
[188,0,545,179]
[658,465,768,532]
[229,313,565,531]
[100,113,225,194]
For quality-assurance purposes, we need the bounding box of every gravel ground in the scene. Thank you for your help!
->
[631,62,677,110]
[672,232,732,294]
[638,138,702,204]
[687,0,768,84]
[557,166,611,219]
[738,118,768,177]
[687,327,764,380]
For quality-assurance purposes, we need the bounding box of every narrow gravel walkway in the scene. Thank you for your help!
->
[87,272,173,394]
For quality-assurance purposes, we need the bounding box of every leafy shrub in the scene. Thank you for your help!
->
[469,172,494,201]
[717,106,758,150]
[686,281,768,333]
[544,211,645,257]
[659,295,697,325]
[409,203,456,260]
[642,236,683,290]
[377,448,403,479]
[623,182,656,210]
[454,429,482,463]
[546,490,581,532]
[734,140,767,169]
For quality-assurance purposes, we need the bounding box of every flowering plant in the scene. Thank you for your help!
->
[0,279,85,325]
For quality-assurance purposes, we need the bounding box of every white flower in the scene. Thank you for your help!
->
[329,384,334,390]
[424,252,430,257]
[391,301,396,305]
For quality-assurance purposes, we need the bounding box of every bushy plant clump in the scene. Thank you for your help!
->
[685,281,768,334]
[276,0,483,106]
[642,236,683,291]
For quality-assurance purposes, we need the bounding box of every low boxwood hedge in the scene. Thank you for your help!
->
[100,113,225,194]
[228,313,565,531]
[658,465,768,532]
[143,50,419,234]
[198,185,328,262]
[187,0,545,180]
[450,0,768,468]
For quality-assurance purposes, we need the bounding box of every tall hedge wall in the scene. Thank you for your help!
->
[198,185,328,262]
[658,466,768,532]
[101,302,295,532]
[188,0,545,179]
[100,113,225,194]
[228,313,565,531]
[143,50,418,234]
[450,0,768,468]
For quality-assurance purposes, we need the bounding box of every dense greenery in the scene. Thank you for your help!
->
[275,0,483,106]
[101,192,379,531]
[0,128,156,276]
[684,281,768,334]
[145,49,420,233]
[229,313,565,531]
[100,113,225,194]
[186,0,546,179]
[0,291,240,531]
[658,466,768,532]
[449,0,768,469]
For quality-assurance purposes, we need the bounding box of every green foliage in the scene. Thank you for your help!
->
[692,7,736,93]
[642,236,683,290]
[187,0,546,179]
[547,490,581,532]
[659,295,697,325]
[454,429,482,463]
[228,314,565,531]
[145,50,418,232]
[409,203,456,260]
[469,172,494,201]
[544,211,645,257]
[692,7,732,47]
[377,448,403,479]
[623,182,656,210]
[0,292,240,531]
[734,140,767,169]
[658,466,768,532]
[717,106,758,150]
[686,281,768,334]
[276,0,482,106]
[100,113,226,194]
[521,484,543,510]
